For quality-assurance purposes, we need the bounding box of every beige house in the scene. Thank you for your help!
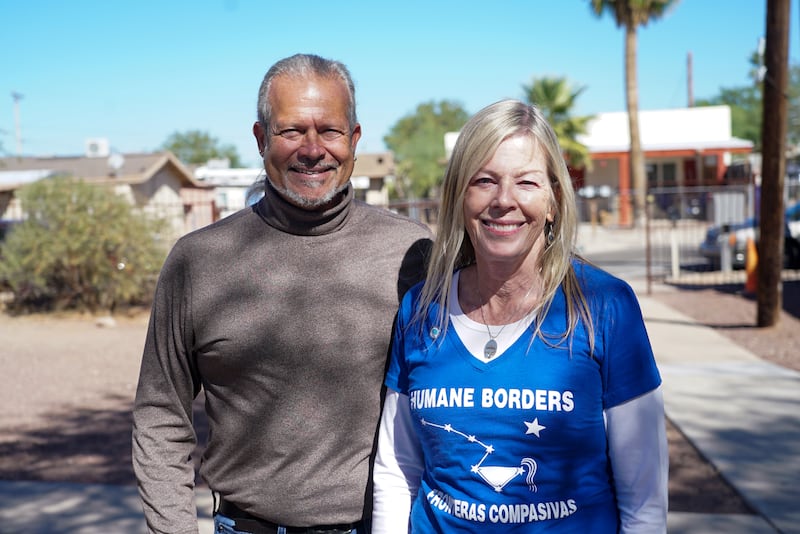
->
[0,151,215,240]
[191,151,397,216]
[1,148,399,240]
[351,151,394,206]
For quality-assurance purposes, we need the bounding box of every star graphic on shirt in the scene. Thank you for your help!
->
[524,418,546,437]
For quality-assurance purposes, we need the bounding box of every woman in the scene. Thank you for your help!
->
[372,100,667,533]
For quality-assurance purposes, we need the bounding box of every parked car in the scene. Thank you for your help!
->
[699,200,800,269]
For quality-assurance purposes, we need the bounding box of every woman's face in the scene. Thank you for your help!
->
[463,134,554,268]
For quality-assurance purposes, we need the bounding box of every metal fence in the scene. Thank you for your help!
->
[153,183,799,288]
[588,182,800,286]
[386,182,800,287]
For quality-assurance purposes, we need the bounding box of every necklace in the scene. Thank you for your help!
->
[477,282,537,359]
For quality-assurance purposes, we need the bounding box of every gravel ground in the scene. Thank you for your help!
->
[655,278,800,373]
[1,278,797,514]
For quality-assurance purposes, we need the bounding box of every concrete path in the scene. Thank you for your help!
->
[639,293,800,534]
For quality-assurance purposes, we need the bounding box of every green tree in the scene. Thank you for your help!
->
[522,76,594,171]
[161,130,241,167]
[384,100,470,199]
[697,54,800,153]
[696,86,763,150]
[696,48,764,150]
[590,0,676,226]
[0,176,167,313]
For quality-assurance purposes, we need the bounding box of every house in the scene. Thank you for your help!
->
[0,149,215,241]
[191,151,396,215]
[350,151,394,206]
[577,105,754,225]
[444,105,753,226]
[193,159,263,219]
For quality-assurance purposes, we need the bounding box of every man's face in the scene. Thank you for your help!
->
[253,73,361,210]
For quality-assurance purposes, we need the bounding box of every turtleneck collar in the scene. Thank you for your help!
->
[254,179,354,236]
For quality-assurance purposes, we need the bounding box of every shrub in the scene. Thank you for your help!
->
[0,176,168,313]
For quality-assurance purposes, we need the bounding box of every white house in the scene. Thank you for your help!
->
[577,105,753,224]
[193,152,397,215]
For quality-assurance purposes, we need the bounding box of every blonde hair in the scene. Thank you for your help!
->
[414,99,593,353]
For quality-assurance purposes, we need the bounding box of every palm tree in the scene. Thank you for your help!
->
[522,76,594,172]
[590,0,676,226]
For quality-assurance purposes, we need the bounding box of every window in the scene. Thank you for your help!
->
[647,162,678,188]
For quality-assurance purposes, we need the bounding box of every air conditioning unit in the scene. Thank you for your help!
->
[85,138,110,158]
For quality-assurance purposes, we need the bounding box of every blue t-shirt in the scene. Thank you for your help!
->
[385,260,661,532]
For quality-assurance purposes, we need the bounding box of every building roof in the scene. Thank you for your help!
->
[352,151,394,178]
[193,165,263,187]
[188,151,396,190]
[578,105,754,153]
[0,151,207,192]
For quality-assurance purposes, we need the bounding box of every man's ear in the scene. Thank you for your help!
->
[253,122,267,156]
[350,123,362,151]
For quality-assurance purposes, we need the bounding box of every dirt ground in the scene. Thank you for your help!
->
[0,278,798,514]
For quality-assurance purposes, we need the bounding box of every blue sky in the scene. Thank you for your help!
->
[2,0,798,167]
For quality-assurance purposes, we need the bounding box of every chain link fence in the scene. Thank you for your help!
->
[384,182,800,288]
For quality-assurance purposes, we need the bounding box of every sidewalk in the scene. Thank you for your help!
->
[595,221,800,533]
[637,285,800,534]
[0,225,797,533]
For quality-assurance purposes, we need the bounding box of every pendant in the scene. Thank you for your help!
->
[484,339,498,359]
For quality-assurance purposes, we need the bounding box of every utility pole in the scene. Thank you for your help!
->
[11,92,23,156]
[757,0,790,327]
[687,51,693,107]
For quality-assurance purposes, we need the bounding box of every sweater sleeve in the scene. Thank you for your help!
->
[131,243,202,534]
[373,389,424,534]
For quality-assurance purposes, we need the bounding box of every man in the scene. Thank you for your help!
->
[132,53,431,534]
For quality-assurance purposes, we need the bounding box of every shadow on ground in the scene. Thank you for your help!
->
[0,393,209,487]
[0,479,146,532]
[666,418,754,514]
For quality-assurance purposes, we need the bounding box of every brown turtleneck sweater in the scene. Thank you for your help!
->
[132,183,431,533]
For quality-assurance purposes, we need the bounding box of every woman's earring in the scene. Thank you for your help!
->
[546,221,555,246]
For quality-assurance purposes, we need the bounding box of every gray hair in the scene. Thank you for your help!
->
[256,53,358,132]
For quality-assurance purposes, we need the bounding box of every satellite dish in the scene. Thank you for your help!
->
[108,153,125,173]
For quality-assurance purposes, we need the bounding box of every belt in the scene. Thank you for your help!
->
[216,498,363,534]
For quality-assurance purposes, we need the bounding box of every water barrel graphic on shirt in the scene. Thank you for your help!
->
[475,458,537,492]
[422,418,539,493]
